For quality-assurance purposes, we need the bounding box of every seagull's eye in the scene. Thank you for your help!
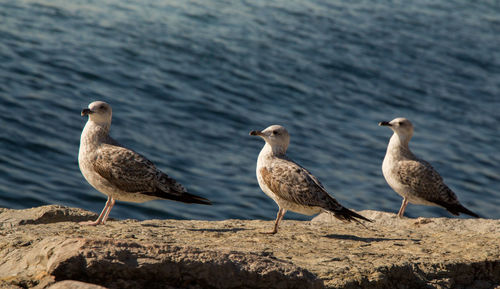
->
[272,130,278,135]
[398,122,403,126]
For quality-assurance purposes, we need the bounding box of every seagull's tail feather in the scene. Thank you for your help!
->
[440,202,480,218]
[322,196,372,225]
[331,207,373,224]
[146,188,212,205]
[171,191,212,205]
[149,172,212,205]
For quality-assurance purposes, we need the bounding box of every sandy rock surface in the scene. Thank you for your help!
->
[0,205,498,289]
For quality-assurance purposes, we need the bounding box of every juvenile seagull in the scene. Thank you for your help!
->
[379,117,479,218]
[79,101,211,225]
[250,125,371,234]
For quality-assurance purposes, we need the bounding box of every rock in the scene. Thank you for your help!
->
[0,205,498,289]
[0,205,97,229]
[0,281,23,289]
[47,280,108,289]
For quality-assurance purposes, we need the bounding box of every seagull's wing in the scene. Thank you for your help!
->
[93,144,158,193]
[93,144,211,204]
[396,159,478,217]
[396,159,457,203]
[260,157,371,222]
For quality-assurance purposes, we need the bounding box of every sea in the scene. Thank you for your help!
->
[1,0,499,221]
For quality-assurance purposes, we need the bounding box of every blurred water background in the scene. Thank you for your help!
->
[1,0,499,221]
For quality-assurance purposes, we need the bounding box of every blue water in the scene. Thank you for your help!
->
[1,0,499,221]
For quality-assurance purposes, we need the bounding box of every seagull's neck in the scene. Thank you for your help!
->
[257,143,286,164]
[386,132,415,160]
[270,143,287,157]
[81,120,111,147]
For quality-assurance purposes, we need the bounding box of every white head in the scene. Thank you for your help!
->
[379,117,414,143]
[81,101,112,126]
[250,125,290,155]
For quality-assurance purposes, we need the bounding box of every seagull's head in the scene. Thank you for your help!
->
[379,117,414,140]
[82,101,112,125]
[250,125,290,154]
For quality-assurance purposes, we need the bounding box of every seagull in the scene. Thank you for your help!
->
[379,117,480,218]
[250,125,371,234]
[78,101,211,225]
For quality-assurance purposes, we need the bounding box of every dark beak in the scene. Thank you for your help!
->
[378,121,391,127]
[249,130,263,136]
[81,108,93,116]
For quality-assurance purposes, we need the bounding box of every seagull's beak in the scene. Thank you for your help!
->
[81,108,93,116]
[249,130,264,137]
[378,121,392,127]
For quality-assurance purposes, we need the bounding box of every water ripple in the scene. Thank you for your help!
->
[0,0,499,220]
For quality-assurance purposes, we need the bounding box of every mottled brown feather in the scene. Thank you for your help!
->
[394,159,479,217]
[93,144,158,193]
[92,144,209,204]
[396,159,461,205]
[260,157,371,223]
[260,160,342,210]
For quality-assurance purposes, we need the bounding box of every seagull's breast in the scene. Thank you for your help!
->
[78,143,114,195]
[382,156,412,198]
[256,163,280,203]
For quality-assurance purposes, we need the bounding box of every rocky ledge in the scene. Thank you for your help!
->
[0,205,498,289]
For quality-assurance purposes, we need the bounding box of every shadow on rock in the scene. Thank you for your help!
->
[186,228,248,233]
[323,234,418,243]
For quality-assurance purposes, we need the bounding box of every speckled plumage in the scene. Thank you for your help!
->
[250,125,371,234]
[78,101,211,225]
[258,159,345,216]
[380,117,479,218]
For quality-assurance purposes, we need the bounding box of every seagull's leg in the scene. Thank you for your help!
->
[101,197,116,224]
[80,196,113,226]
[397,198,409,218]
[262,208,286,234]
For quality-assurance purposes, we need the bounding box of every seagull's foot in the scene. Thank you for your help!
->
[79,220,103,226]
[260,230,278,235]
